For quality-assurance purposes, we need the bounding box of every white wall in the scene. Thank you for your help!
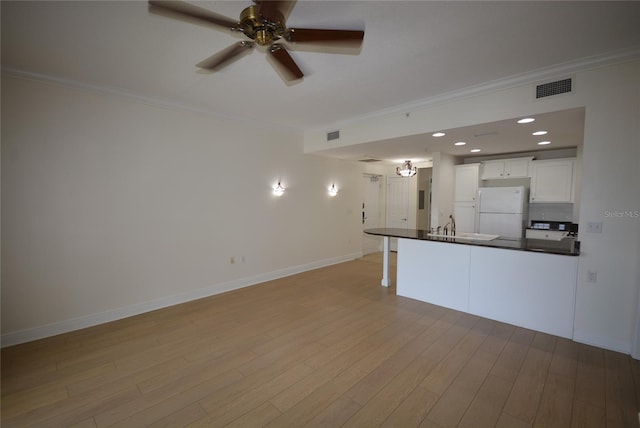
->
[574,144,583,223]
[572,61,640,353]
[1,75,363,345]
[305,60,640,355]
[3,61,639,354]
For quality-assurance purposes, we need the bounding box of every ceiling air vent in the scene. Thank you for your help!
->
[536,78,572,99]
[358,158,381,163]
[327,130,340,141]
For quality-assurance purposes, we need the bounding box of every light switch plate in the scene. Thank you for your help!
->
[587,222,603,233]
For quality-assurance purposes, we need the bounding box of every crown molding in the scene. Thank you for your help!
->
[1,66,303,136]
[4,46,639,136]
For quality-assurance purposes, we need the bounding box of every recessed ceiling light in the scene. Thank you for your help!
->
[517,118,535,124]
[470,149,481,153]
[454,141,466,146]
[532,130,548,136]
[432,132,445,137]
[538,141,551,145]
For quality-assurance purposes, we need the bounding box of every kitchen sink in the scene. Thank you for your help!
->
[427,232,499,241]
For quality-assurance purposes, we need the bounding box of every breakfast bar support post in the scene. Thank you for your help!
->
[381,236,391,287]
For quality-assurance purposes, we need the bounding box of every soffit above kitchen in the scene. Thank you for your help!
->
[313,107,586,163]
[2,1,640,134]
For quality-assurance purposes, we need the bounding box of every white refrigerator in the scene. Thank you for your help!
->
[475,186,528,239]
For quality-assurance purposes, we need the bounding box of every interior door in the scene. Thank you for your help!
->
[362,175,383,255]
[386,176,410,251]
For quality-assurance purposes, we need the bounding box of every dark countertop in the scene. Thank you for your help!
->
[364,228,580,256]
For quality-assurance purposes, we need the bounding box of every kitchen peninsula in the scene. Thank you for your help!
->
[365,228,580,339]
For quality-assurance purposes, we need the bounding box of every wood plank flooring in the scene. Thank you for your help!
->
[2,253,640,427]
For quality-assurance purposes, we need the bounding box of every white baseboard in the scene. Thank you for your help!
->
[1,252,362,348]
[572,330,631,355]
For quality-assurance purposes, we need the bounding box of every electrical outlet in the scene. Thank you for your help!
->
[587,271,597,283]
[587,222,603,233]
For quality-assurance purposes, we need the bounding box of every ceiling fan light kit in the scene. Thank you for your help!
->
[149,0,365,82]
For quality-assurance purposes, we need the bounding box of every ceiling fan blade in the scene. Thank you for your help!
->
[269,45,303,81]
[286,28,364,44]
[148,0,238,30]
[196,41,254,70]
[258,0,297,23]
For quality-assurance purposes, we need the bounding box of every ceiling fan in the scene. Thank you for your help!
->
[148,0,365,82]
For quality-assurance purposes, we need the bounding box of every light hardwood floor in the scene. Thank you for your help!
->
[2,253,640,427]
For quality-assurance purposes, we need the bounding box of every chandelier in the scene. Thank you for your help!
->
[396,160,417,177]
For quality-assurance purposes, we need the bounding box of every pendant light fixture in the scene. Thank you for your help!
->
[273,181,285,196]
[396,160,417,177]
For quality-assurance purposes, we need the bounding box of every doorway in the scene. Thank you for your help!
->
[386,175,410,251]
[362,174,383,255]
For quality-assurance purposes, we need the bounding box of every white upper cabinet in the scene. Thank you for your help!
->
[454,163,480,201]
[530,159,575,203]
[480,157,532,180]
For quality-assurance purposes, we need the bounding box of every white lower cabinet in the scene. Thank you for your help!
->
[468,247,577,338]
[397,239,578,339]
[397,239,471,312]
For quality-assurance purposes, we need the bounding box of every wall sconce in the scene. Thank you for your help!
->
[396,160,417,177]
[273,181,285,196]
[328,184,338,196]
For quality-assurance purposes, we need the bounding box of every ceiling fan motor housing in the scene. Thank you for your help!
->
[239,5,285,46]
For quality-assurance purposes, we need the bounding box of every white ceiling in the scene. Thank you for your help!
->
[3,1,640,162]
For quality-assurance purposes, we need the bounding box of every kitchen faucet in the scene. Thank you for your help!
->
[449,214,456,236]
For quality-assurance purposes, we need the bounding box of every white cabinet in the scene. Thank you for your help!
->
[481,161,508,179]
[469,246,577,339]
[480,157,532,180]
[397,239,471,312]
[396,239,578,339]
[530,159,575,203]
[454,163,480,201]
[454,164,480,233]
[454,201,477,233]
